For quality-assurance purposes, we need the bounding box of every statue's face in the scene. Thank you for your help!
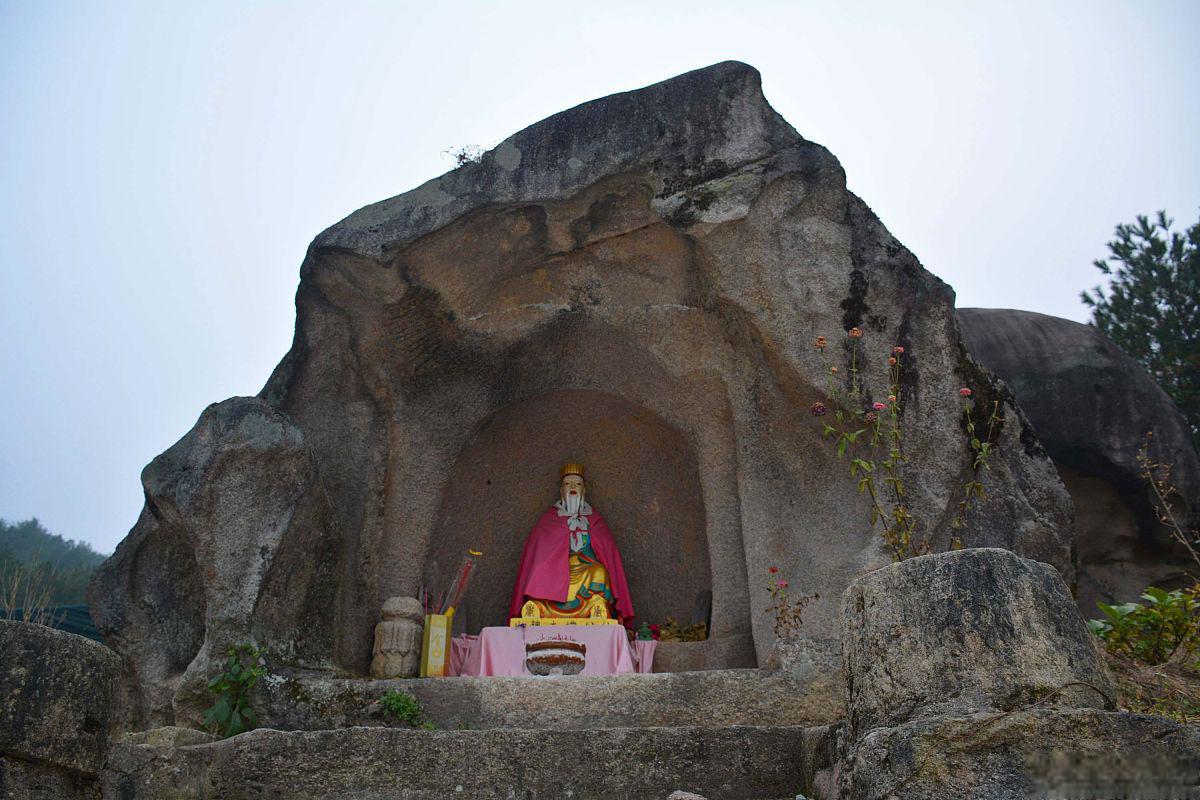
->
[560,475,585,505]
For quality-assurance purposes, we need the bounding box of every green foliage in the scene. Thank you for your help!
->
[379,689,435,729]
[0,518,106,605]
[1081,211,1200,450]
[203,644,265,739]
[954,398,1002,530]
[1089,586,1200,666]
[1147,693,1200,724]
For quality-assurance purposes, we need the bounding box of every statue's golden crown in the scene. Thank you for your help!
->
[560,462,585,479]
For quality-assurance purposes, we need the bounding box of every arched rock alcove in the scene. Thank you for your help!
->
[424,389,711,635]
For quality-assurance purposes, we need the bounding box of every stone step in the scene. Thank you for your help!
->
[103,724,840,800]
[255,667,842,731]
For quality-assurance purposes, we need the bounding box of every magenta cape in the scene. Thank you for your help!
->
[508,507,635,626]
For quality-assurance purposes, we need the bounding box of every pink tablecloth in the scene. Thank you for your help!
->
[449,626,657,677]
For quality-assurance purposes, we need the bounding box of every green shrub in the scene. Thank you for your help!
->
[203,644,265,738]
[379,689,434,729]
[1089,586,1200,665]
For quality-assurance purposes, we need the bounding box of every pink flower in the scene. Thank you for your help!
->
[887,357,897,366]
[887,395,897,403]
[776,580,789,589]
[768,566,779,574]
[810,402,828,417]
[872,402,887,411]
[830,366,839,374]
[893,346,905,354]
[959,387,972,397]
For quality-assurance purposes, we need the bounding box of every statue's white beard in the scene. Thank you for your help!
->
[564,492,582,516]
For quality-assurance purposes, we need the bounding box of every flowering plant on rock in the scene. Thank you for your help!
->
[954,385,1002,529]
[811,329,1002,560]
[765,567,814,638]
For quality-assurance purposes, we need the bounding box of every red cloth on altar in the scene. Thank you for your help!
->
[507,507,635,625]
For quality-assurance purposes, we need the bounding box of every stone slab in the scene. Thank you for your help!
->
[102,724,825,800]
[255,667,842,731]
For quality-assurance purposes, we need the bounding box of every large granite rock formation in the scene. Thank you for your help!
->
[958,308,1200,610]
[91,61,1074,723]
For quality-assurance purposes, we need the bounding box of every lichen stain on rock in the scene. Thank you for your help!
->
[839,268,870,332]
[492,141,521,172]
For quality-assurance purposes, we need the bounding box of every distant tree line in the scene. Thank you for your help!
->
[0,518,107,606]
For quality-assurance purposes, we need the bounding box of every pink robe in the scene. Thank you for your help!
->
[508,507,635,626]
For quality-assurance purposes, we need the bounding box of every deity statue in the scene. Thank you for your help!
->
[370,596,424,678]
[508,464,634,626]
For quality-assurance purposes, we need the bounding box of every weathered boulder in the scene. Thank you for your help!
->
[841,548,1113,735]
[88,397,340,726]
[839,708,1200,799]
[958,308,1200,609]
[93,62,1074,718]
[0,621,123,799]
[836,548,1200,799]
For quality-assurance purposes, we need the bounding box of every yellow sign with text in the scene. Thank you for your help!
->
[420,613,452,677]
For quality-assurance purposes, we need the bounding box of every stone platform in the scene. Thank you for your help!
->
[103,724,840,800]
[254,667,843,732]
[108,665,846,799]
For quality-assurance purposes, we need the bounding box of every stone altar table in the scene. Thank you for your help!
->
[449,626,656,677]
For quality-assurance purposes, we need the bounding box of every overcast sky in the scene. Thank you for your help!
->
[2,1,1198,554]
